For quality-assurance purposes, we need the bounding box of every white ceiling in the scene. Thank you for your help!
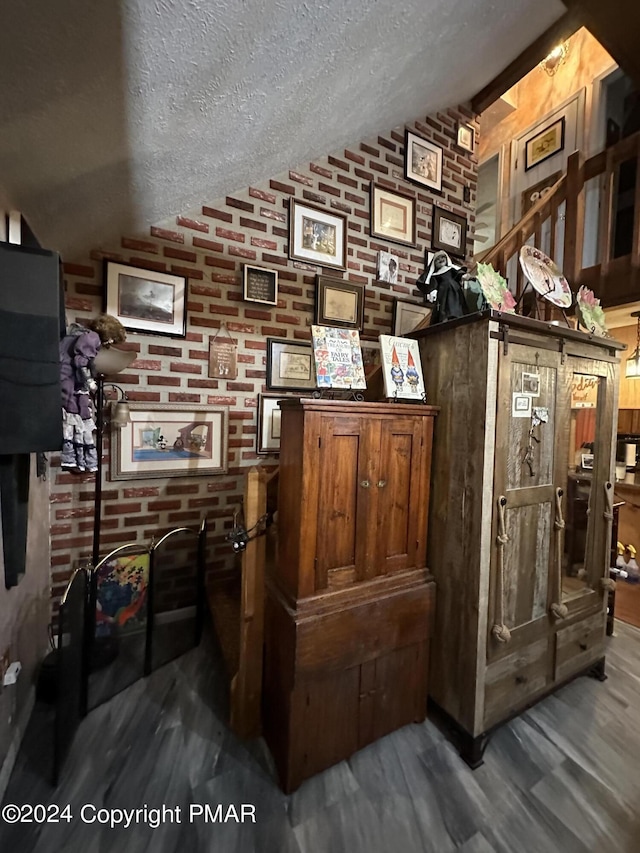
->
[0,0,565,261]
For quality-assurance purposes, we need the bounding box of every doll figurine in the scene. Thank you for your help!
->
[416,251,471,324]
[59,314,126,472]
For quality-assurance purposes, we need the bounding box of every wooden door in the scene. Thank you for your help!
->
[489,344,566,659]
[374,415,429,576]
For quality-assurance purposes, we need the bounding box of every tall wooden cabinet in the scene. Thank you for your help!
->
[263,399,438,791]
[415,312,623,766]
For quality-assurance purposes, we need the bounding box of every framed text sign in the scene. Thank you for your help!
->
[243,264,278,306]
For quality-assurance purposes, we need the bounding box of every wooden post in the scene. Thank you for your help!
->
[563,150,585,288]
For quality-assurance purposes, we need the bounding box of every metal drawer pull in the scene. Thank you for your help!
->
[360,480,370,488]
[377,480,387,488]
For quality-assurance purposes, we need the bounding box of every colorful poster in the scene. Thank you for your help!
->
[311,326,366,390]
[379,335,426,401]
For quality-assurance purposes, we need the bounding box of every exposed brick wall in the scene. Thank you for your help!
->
[50,105,478,617]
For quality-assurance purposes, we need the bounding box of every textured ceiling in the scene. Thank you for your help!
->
[0,0,565,260]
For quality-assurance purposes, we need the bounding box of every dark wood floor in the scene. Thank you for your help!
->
[2,620,640,852]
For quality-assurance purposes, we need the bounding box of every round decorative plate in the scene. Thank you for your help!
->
[519,246,572,308]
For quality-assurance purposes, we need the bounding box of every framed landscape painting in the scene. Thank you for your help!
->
[104,261,186,337]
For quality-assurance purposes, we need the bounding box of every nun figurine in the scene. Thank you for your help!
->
[416,250,470,324]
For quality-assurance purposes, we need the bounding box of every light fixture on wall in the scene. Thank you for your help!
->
[539,40,570,77]
[625,312,640,378]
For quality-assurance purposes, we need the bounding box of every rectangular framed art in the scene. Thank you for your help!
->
[456,123,475,153]
[257,394,286,455]
[110,403,228,480]
[315,275,364,331]
[524,116,565,171]
[104,261,186,337]
[370,183,416,248]
[243,264,278,306]
[431,206,468,258]
[289,198,346,270]
[266,338,317,391]
[392,298,432,336]
[404,130,443,193]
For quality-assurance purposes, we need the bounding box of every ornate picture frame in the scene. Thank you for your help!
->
[110,403,228,480]
[289,199,347,270]
[370,183,416,248]
[431,206,468,259]
[315,275,365,331]
[104,261,186,338]
[404,129,443,193]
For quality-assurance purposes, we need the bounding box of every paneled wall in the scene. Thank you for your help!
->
[49,105,478,617]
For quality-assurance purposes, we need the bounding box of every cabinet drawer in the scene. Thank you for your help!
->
[555,613,605,682]
[483,638,549,729]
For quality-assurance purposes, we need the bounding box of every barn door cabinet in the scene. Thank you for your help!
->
[415,311,623,767]
[263,398,438,792]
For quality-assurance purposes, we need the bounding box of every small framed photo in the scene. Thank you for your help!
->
[392,298,432,336]
[581,453,594,470]
[104,261,186,338]
[289,198,346,270]
[432,206,468,258]
[512,393,532,418]
[377,250,399,284]
[110,403,228,480]
[266,338,317,391]
[243,264,278,306]
[404,130,443,193]
[525,116,566,171]
[456,123,475,153]
[257,394,286,454]
[315,275,364,331]
[370,183,416,248]
[522,372,540,396]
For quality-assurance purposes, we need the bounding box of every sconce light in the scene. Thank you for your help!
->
[539,40,570,77]
[103,383,131,427]
[625,312,640,379]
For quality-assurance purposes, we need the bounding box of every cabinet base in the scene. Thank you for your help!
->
[588,656,607,682]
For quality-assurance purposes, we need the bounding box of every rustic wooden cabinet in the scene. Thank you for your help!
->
[415,312,623,766]
[263,399,438,791]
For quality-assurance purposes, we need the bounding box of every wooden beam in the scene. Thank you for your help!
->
[563,0,640,89]
[471,10,582,115]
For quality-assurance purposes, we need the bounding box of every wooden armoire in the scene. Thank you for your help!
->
[414,311,623,766]
[263,398,438,791]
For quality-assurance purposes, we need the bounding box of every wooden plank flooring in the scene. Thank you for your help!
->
[2,620,640,852]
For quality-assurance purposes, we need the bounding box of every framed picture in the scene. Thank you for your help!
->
[370,183,416,248]
[266,338,317,391]
[289,199,346,270]
[243,264,278,306]
[110,403,228,480]
[315,275,364,331]
[581,453,594,471]
[104,261,186,337]
[209,331,238,380]
[257,394,286,454]
[521,171,561,216]
[432,206,468,258]
[377,250,399,284]
[392,298,432,336]
[521,372,540,396]
[404,130,443,193]
[456,123,475,153]
[524,116,566,171]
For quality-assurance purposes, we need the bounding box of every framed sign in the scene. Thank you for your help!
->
[404,130,443,193]
[243,264,278,306]
[257,394,285,454]
[110,403,228,480]
[431,206,468,258]
[315,275,364,331]
[104,261,186,338]
[266,338,316,391]
[209,330,238,380]
[524,117,566,171]
[370,183,416,248]
[289,199,346,270]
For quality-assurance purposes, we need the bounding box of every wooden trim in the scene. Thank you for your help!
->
[470,11,582,115]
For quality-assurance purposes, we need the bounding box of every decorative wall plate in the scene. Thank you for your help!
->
[575,286,609,337]
[519,246,572,308]
[475,263,516,313]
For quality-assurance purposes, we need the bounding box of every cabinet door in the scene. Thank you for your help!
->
[489,345,564,660]
[373,415,430,576]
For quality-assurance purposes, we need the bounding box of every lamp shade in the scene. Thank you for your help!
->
[111,400,131,428]
[93,346,136,376]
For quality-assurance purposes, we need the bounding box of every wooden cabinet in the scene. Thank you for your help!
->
[415,312,623,767]
[263,399,438,791]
